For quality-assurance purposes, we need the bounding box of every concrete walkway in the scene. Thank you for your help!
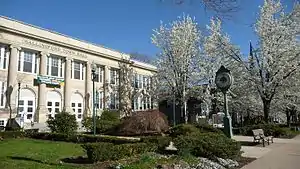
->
[234,135,300,169]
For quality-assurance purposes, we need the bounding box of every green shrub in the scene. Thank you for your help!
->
[168,124,223,137]
[240,124,286,137]
[29,132,140,144]
[140,136,172,153]
[0,131,24,138]
[82,142,157,162]
[173,132,241,160]
[194,123,223,134]
[168,124,199,137]
[82,109,120,134]
[243,115,265,126]
[47,111,78,135]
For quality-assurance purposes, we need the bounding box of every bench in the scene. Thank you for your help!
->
[252,129,274,147]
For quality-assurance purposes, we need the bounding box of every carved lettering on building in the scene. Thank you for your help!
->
[22,39,87,58]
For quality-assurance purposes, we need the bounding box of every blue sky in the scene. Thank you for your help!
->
[0,0,295,58]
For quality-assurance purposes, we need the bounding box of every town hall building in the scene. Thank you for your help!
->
[0,16,157,129]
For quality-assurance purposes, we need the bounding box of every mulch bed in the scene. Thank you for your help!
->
[236,156,257,169]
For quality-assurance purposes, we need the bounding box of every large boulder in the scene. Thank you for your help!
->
[114,109,170,136]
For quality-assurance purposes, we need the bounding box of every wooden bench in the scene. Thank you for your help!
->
[252,129,274,147]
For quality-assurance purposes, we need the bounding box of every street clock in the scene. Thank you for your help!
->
[215,66,233,92]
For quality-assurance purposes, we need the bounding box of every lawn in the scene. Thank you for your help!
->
[0,138,90,169]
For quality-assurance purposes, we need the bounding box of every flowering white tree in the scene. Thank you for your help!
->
[118,59,134,118]
[152,14,201,123]
[203,0,300,122]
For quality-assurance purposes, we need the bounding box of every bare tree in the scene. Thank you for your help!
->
[130,52,154,64]
[5,74,28,128]
[160,0,240,19]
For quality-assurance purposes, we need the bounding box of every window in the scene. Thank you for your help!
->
[0,120,4,126]
[139,75,143,88]
[151,97,154,109]
[131,76,135,87]
[143,97,147,110]
[18,50,38,74]
[134,97,138,111]
[99,91,104,109]
[92,66,104,83]
[110,92,119,109]
[0,81,6,108]
[139,97,143,110]
[99,67,104,83]
[110,69,119,85]
[71,60,85,80]
[0,45,9,69]
[134,74,138,88]
[143,76,147,88]
[147,97,151,109]
[47,55,64,77]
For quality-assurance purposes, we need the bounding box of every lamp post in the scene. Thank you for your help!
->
[17,82,21,116]
[17,82,21,128]
[91,62,97,136]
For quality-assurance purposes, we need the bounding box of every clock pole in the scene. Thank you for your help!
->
[215,66,233,138]
[223,90,233,138]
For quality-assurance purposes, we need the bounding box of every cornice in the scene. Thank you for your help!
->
[0,26,124,62]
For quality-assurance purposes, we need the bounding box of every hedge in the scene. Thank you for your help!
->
[173,132,241,160]
[168,124,224,137]
[81,142,157,162]
[0,131,25,138]
[140,136,172,153]
[240,124,288,137]
[29,132,140,144]
[239,124,300,138]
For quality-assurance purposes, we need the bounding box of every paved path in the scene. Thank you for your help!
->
[234,135,300,169]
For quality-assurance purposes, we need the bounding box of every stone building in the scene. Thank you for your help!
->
[0,16,157,129]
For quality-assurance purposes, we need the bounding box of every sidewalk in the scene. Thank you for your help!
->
[234,135,300,169]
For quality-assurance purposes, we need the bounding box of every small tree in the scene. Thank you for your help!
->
[47,111,78,135]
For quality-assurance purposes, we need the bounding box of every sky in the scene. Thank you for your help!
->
[0,0,295,58]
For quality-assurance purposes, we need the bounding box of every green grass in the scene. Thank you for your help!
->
[0,138,89,169]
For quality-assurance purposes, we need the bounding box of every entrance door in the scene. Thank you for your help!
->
[47,101,61,118]
[46,91,62,119]
[18,98,35,123]
[71,102,83,121]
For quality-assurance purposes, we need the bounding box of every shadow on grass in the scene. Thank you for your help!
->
[61,156,93,164]
[7,156,59,166]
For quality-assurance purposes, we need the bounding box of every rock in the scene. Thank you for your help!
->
[216,158,239,168]
[165,141,178,151]
[157,164,172,169]
[196,158,225,169]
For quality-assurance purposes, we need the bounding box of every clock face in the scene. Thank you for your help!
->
[215,72,232,89]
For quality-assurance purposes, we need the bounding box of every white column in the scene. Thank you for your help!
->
[37,51,49,123]
[6,44,20,110]
[104,65,110,109]
[85,61,92,117]
[63,58,72,113]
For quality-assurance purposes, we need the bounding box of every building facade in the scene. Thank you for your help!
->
[0,16,157,128]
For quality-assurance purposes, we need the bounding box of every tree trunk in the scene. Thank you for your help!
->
[286,108,291,128]
[263,99,271,123]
